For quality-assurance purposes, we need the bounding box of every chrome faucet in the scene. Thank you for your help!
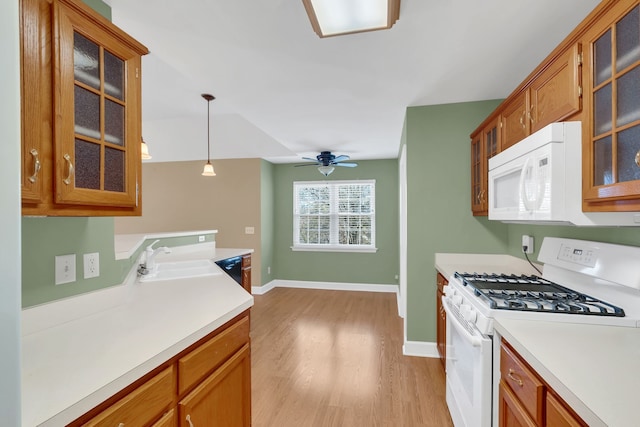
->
[138,240,171,275]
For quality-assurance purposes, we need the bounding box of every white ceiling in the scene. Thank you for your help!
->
[104,0,601,164]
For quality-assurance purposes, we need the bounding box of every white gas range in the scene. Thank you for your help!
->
[440,237,640,427]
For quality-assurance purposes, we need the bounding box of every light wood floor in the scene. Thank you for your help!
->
[250,288,453,427]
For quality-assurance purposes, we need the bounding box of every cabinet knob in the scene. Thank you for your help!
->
[118,423,124,427]
[28,148,41,183]
[635,150,640,168]
[186,414,195,427]
[62,153,74,185]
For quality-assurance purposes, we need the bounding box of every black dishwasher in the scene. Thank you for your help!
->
[215,256,242,285]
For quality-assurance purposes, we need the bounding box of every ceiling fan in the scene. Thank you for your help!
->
[295,151,358,176]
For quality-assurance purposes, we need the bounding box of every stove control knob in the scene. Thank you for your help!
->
[461,305,477,322]
[452,295,463,305]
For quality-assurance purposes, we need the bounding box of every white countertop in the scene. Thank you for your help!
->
[495,319,640,427]
[21,243,254,427]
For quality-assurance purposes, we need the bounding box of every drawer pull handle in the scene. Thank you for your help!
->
[635,150,640,168]
[186,414,195,427]
[28,149,41,183]
[508,368,524,387]
[63,153,74,185]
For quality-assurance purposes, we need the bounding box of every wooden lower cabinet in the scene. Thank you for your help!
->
[152,409,177,427]
[241,255,252,293]
[178,344,251,427]
[68,312,250,427]
[499,380,537,427]
[79,366,175,426]
[499,340,586,427]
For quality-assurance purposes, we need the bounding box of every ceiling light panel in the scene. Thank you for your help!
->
[304,0,399,37]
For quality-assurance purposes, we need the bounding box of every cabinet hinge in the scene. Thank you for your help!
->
[136,181,139,207]
[136,68,139,78]
[578,86,583,97]
[577,52,583,66]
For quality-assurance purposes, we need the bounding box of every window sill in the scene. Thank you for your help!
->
[291,245,378,253]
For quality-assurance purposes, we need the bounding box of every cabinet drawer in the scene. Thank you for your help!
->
[82,366,174,426]
[178,315,250,395]
[500,342,544,425]
[241,255,251,268]
[151,408,177,427]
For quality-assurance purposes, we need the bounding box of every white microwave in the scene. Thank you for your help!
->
[488,121,640,226]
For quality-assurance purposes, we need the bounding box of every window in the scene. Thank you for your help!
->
[293,180,376,252]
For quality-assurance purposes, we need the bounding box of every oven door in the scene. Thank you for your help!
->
[443,298,492,427]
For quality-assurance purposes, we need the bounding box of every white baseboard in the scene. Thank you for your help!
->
[251,279,398,306]
[403,340,439,358]
[251,280,277,295]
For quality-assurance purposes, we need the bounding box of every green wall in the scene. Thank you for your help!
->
[272,159,399,285]
[405,100,509,342]
[260,160,275,285]
[21,216,216,307]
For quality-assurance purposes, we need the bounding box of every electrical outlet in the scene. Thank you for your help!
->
[267,266,271,275]
[83,252,100,279]
[522,235,534,254]
[245,226,255,235]
[198,235,205,242]
[55,254,76,285]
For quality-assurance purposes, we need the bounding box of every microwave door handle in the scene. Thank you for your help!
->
[442,297,483,347]
[519,157,536,212]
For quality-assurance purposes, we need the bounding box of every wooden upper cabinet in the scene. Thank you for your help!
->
[582,1,640,210]
[529,43,582,133]
[500,90,529,151]
[471,116,501,215]
[20,0,149,216]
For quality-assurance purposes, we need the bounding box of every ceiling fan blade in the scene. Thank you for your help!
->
[302,157,319,162]
[294,163,319,167]
[334,162,357,167]
[333,155,350,162]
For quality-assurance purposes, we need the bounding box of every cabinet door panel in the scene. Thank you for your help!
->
[498,381,537,427]
[83,366,175,427]
[583,2,640,206]
[546,393,587,427]
[530,43,582,132]
[178,315,250,395]
[20,0,51,203]
[179,344,251,427]
[53,0,141,207]
[501,91,529,150]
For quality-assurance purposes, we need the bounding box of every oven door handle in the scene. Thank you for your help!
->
[442,297,484,347]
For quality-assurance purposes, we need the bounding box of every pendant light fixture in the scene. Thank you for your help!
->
[141,137,152,160]
[201,93,216,176]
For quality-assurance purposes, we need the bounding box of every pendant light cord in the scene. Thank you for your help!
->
[206,98,211,162]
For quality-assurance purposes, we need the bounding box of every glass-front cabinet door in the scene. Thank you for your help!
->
[585,2,640,204]
[53,0,142,207]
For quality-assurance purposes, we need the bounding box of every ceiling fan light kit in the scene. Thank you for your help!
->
[295,151,358,176]
[201,93,216,177]
[302,0,401,38]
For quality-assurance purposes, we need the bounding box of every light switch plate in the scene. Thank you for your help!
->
[245,226,255,235]
[83,252,100,279]
[55,254,76,285]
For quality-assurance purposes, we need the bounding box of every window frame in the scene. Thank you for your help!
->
[292,179,377,253]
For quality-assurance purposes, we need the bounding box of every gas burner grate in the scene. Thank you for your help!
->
[454,272,625,317]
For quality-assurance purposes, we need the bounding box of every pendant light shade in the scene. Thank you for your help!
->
[201,94,216,177]
[141,138,152,160]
